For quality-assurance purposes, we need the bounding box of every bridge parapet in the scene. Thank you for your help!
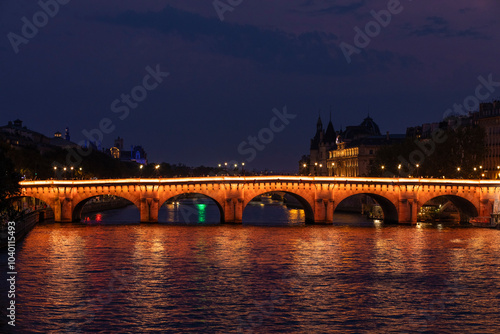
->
[16,177,500,224]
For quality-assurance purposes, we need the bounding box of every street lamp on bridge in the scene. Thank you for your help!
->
[302,163,308,176]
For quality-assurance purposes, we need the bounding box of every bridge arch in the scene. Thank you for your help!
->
[72,195,141,222]
[7,195,54,213]
[419,195,479,223]
[158,192,225,223]
[333,193,399,223]
[242,190,315,224]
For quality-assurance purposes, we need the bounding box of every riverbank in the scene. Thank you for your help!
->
[0,209,53,249]
[0,197,132,248]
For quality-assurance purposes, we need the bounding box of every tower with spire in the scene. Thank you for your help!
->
[64,127,70,141]
[301,110,337,176]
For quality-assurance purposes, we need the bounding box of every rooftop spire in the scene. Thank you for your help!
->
[317,109,323,128]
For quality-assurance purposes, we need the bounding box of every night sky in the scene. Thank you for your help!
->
[1,0,499,172]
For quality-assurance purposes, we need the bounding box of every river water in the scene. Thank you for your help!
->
[1,201,500,333]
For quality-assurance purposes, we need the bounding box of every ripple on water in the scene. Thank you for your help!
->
[1,217,499,333]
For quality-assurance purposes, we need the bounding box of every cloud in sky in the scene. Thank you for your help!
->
[298,0,366,15]
[405,15,491,39]
[96,5,419,76]
[0,0,498,170]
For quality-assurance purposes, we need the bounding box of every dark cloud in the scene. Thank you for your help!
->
[297,0,366,15]
[426,16,448,26]
[406,15,490,39]
[458,7,476,14]
[96,5,418,76]
[3,1,495,169]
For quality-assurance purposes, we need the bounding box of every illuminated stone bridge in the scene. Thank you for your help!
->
[16,176,500,224]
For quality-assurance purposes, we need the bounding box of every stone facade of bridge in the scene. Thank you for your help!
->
[15,177,500,224]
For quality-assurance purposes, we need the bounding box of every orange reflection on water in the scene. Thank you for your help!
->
[13,223,500,333]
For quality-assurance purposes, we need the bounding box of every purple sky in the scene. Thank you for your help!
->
[1,0,499,171]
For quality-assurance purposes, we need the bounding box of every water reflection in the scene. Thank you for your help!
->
[2,221,499,333]
[160,199,220,224]
[81,198,383,227]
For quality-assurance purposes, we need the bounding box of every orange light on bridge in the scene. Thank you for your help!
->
[19,176,500,187]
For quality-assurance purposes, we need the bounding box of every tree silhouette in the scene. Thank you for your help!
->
[0,147,21,216]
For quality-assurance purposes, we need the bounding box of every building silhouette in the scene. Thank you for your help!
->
[300,114,404,176]
[300,114,336,175]
[109,137,148,165]
[478,101,500,178]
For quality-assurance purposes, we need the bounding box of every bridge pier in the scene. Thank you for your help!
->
[326,200,334,224]
[140,198,159,223]
[313,199,333,224]
[223,198,243,224]
[410,199,418,224]
[397,199,417,224]
[57,198,73,223]
[480,199,493,217]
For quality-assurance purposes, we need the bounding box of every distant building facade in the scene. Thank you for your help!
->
[328,133,405,177]
[477,101,500,178]
[0,119,78,151]
[300,114,404,177]
[327,116,404,177]
[110,137,148,165]
[0,119,50,147]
